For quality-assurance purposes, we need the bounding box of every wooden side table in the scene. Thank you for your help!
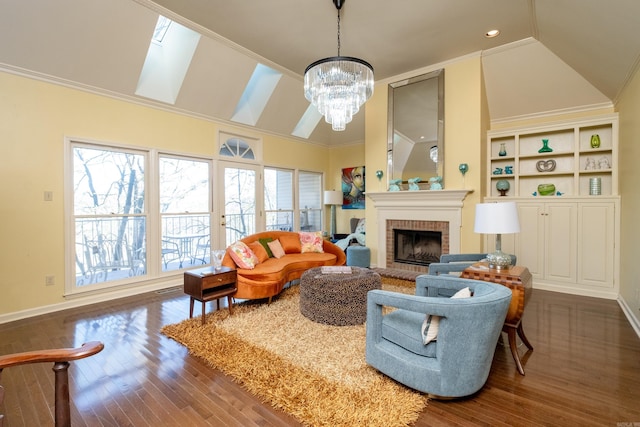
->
[184,266,237,325]
[460,262,533,375]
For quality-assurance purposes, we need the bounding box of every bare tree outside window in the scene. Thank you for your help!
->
[73,145,146,285]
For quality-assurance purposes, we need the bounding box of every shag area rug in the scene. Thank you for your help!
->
[161,282,427,427]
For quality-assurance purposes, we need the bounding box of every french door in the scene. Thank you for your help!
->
[217,161,262,247]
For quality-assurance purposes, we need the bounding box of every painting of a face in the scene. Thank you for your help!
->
[341,166,365,209]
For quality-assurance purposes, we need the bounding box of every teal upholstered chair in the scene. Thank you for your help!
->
[427,253,517,276]
[365,275,511,398]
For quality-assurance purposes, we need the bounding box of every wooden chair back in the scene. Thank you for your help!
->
[0,341,104,427]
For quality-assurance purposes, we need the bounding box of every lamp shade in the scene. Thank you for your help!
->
[324,190,343,206]
[474,202,520,234]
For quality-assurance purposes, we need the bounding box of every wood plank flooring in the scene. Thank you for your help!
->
[1,285,639,426]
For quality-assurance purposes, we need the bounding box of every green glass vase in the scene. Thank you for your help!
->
[590,134,601,148]
[538,139,553,153]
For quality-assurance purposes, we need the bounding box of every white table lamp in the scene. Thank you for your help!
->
[324,190,343,238]
[474,201,520,269]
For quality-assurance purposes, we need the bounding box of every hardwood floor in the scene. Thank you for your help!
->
[1,285,639,426]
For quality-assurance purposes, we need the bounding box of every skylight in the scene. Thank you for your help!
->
[152,16,172,44]
[292,105,323,139]
[135,15,201,104]
[231,64,282,126]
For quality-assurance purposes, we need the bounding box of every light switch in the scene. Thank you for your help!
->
[44,191,53,201]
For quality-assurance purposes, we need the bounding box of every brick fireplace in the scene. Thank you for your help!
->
[388,220,449,272]
[367,189,471,272]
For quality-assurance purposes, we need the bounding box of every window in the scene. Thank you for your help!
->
[71,143,147,289]
[218,133,259,161]
[298,171,323,232]
[264,168,293,231]
[152,16,172,44]
[159,156,211,270]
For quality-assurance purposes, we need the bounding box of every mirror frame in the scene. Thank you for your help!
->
[387,69,445,189]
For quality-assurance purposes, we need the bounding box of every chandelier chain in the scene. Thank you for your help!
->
[336,7,341,56]
[303,0,374,131]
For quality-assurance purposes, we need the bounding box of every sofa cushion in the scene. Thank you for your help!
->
[280,233,302,254]
[228,241,259,269]
[267,239,285,258]
[234,253,339,285]
[258,237,274,257]
[300,231,324,253]
[248,241,269,263]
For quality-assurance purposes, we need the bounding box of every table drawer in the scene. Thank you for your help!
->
[201,271,236,290]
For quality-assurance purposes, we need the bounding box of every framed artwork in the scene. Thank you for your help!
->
[341,166,365,209]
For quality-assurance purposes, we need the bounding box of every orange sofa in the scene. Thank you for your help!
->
[221,231,347,301]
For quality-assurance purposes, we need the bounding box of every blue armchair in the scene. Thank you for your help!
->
[428,253,517,276]
[365,275,512,398]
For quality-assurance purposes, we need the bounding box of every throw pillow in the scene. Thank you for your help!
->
[279,233,302,254]
[300,231,324,253]
[267,239,286,258]
[227,241,259,269]
[248,241,269,263]
[421,286,472,345]
[354,218,366,235]
[258,237,274,257]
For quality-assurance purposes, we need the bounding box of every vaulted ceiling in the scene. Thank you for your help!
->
[2,0,639,146]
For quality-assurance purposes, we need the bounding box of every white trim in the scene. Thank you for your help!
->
[490,102,614,127]
[618,295,640,339]
[0,64,331,148]
[0,277,182,325]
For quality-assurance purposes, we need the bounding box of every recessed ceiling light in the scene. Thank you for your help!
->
[485,29,500,38]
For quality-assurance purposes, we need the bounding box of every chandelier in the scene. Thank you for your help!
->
[304,0,374,131]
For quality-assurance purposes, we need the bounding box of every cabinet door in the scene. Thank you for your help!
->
[577,202,615,288]
[514,203,545,279]
[545,203,577,283]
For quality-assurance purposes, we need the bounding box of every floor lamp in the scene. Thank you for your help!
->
[474,201,520,269]
[324,190,343,238]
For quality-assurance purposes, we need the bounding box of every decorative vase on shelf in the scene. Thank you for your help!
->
[498,143,507,157]
[496,179,510,196]
[538,139,553,153]
[537,183,556,196]
[590,134,601,148]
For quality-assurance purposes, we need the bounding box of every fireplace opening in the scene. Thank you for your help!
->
[393,229,442,266]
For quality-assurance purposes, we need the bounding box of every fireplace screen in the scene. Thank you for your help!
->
[393,229,442,266]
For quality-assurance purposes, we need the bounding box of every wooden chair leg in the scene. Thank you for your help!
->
[0,371,5,427]
[53,361,71,427]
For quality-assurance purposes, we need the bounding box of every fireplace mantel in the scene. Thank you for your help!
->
[367,190,472,269]
[366,189,471,207]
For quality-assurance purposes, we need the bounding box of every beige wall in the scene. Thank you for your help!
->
[617,66,640,320]
[326,144,366,235]
[0,71,332,318]
[364,55,487,264]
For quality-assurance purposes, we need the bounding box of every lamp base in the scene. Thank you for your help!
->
[486,250,513,270]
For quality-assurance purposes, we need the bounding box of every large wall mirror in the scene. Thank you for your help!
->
[387,69,444,189]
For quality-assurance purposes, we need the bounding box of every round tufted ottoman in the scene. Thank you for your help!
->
[299,266,381,326]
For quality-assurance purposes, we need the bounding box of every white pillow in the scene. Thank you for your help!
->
[421,287,471,345]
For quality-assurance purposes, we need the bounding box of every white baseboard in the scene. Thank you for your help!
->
[618,295,640,339]
[0,277,183,325]
[532,282,618,300]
